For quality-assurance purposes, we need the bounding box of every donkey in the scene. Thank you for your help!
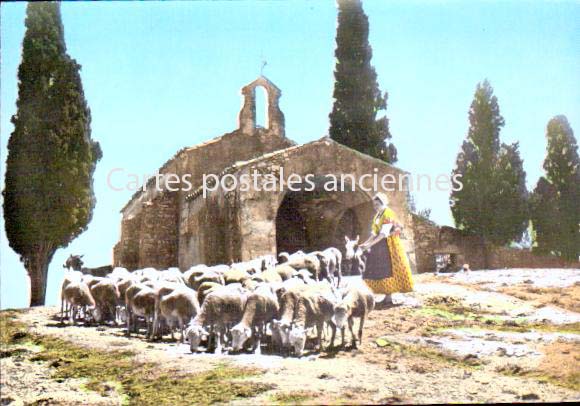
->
[344,236,369,276]
[63,254,112,277]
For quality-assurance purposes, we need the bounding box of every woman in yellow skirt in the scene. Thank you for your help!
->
[358,192,414,306]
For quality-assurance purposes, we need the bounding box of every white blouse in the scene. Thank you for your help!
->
[372,212,393,238]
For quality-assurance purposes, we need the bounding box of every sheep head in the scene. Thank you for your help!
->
[91,306,103,323]
[186,324,208,352]
[332,302,350,329]
[289,325,314,357]
[231,324,252,351]
[344,235,360,260]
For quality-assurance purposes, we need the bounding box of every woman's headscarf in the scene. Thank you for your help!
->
[373,192,389,208]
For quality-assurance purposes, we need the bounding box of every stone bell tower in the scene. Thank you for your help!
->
[238,76,285,138]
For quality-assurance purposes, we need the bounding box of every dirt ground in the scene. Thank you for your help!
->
[2,268,579,405]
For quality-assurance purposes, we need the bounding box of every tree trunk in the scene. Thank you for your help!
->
[26,244,55,307]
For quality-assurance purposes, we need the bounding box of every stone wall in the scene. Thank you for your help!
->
[412,215,441,273]
[178,186,242,268]
[412,215,487,273]
[114,77,293,270]
[489,246,579,269]
[412,214,579,273]
[113,216,141,270]
[137,192,179,269]
[183,138,417,272]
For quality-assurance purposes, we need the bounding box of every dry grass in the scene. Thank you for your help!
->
[496,341,580,392]
[536,341,580,391]
[0,310,274,405]
[270,390,319,405]
[498,284,580,313]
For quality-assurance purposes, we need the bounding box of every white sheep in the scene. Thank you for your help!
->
[288,282,339,357]
[159,285,200,342]
[90,278,121,325]
[60,270,83,322]
[332,284,375,348]
[62,280,96,325]
[271,283,309,352]
[231,284,279,354]
[186,284,247,354]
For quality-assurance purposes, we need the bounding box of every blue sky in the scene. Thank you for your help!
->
[1,1,579,309]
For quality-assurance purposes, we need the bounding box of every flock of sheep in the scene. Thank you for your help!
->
[60,244,375,357]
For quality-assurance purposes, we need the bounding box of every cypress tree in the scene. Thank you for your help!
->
[450,81,528,255]
[2,2,101,306]
[329,0,397,163]
[494,142,529,243]
[531,116,579,261]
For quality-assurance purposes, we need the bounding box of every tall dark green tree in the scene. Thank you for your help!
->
[494,142,529,242]
[531,116,579,261]
[3,2,101,306]
[450,81,528,255]
[328,0,397,163]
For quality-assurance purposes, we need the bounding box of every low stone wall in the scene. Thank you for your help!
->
[489,246,579,269]
[412,214,579,273]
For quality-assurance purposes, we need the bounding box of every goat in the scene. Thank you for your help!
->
[62,254,113,277]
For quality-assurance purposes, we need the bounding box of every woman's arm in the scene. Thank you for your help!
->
[360,227,390,250]
[360,234,374,247]
[360,210,398,250]
[361,234,383,250]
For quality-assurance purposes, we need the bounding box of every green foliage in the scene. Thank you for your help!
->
[531,116,579,261]
[2,3,101,305]
[450,81,528,246]
[494,142,529,243]
[329,0,397,163]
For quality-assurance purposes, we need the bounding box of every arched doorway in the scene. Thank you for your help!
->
[276,193,308,255]
[275,179,371,257]
[335,208,359,242]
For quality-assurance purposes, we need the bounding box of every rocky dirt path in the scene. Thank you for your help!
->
[2,268,579,405]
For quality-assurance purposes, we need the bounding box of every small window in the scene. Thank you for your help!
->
[255,86,269,129]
